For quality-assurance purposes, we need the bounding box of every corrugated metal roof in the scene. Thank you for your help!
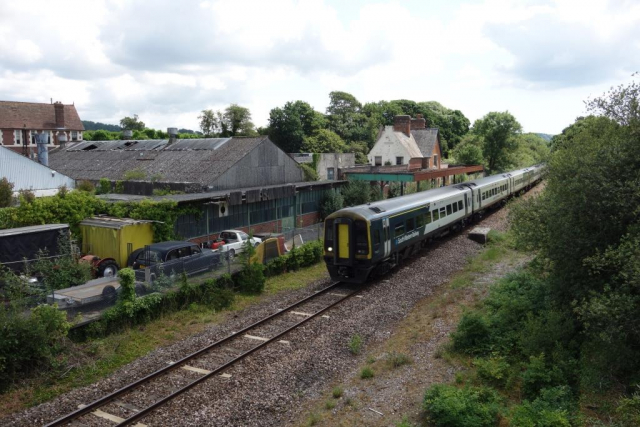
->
[97,180,346,204]
[0,146,76,192]
[0,223,69,237]
[49,137,268,187]
[79,216,154,229]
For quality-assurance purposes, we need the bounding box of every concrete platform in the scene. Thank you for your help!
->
[47,276,120,308]
[469,227,491,244]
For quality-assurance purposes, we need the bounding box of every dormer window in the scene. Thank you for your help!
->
[14,130,21,144]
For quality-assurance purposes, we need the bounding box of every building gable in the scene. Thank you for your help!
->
[0,101,84,130]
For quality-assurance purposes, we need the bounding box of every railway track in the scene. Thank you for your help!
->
[46,281,361,427]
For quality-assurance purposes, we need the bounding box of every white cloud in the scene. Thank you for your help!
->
[0,0,638,134]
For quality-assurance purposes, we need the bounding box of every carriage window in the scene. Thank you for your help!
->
[324,219,334,250]
[354,220,369,255]
[440,207,446,217]
[406,217,415,231]
[452,202,458,213]
[458,201,463,210]
[417,214,424,228]
[482,192,486,200]
[447,204,452,215]
[394,223,405,237]
[426,212,432,224]
[373,229,381,246]
[433,210,439,221]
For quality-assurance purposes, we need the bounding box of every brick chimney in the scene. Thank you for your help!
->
[393,115,411,137]
[411,114,426,130]
[54,102,65,128]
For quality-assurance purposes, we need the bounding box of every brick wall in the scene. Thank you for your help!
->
[393,115,411,136]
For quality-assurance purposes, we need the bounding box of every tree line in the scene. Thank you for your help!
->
[83,91,549,173]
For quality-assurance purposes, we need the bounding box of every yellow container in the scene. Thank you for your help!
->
[80,217,154,268]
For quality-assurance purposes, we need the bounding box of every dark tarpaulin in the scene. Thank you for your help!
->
[0,228,69,272]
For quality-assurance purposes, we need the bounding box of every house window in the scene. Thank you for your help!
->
[78,131,83,141]
[374,156,382,166]
[14,130,21,145]
[71,131,78,141]
[396,156,404,165]
[327,167,335,180]
[433,154,438,168]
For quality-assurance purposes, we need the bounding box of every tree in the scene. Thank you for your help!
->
[472,111,522,173]
[119,114,145,131]
[91,129,112,141]
[451,135,484,165]
[341,181,371,207]
[268,101,326,152]
[326,91,369,144]
[0,178,14,208]
[220,104,256,137]
[301,129,347,153]
[198,109,220,137]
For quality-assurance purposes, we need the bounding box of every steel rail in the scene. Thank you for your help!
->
[116,286,361,426]
[46,281,344,427]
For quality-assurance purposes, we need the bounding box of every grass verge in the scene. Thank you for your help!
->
[297,230,527,427]
[0,262,328,416]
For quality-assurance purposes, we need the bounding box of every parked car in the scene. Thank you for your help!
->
[130,241,222,282]
[216,230,262,259]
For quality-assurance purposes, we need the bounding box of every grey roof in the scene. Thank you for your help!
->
[49,137,267,187]
[97,180,346,204]
[412,128,440,157]
[0,146,76,192]
[0,224,68,237]
[79,217,154,229]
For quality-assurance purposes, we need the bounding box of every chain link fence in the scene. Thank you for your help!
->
[2,223,326,326]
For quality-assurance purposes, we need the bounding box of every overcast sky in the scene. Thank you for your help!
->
[1,0,638,134]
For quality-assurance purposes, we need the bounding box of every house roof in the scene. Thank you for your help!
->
[48,136,268,187]
[0,101,84,130]
[412,128,440,157]
[0,146,76,192]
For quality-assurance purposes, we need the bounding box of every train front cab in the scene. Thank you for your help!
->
[324,214,375,283]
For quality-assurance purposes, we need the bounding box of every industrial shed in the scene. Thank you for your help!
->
[48,136,304,192]
[0,146,75,196]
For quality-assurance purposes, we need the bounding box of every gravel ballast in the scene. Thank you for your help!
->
[4,188,540,427]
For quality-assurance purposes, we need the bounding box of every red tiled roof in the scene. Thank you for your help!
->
[0,101,84,130]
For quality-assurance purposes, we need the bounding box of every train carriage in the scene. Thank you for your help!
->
[324,164,545,284]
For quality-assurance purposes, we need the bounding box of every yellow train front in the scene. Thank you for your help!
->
[323,207,380,284]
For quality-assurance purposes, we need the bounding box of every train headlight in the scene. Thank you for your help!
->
[327,247,333,252]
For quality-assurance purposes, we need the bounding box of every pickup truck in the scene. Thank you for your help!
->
[216,230,262,259]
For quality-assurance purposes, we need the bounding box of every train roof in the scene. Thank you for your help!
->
[328,165,544,222]
[330,184,467,221]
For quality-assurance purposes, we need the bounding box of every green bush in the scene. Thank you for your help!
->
[332,386,343,398]
[423,384,501,427]
[0,304,70,391]
[97,178,111,195]
[118,268,136,303]
[360,366,374,379]
[320,190,343,219]
[451,311,491,355]
[522,354,565,399]
[349,334,363,355]
[234,263,265,294]
[510,386,574,427]
[474,356,511,388]
[76,180,94,192]
[265,256,288,276]
[616,392,640,427]
[0,177,14,207]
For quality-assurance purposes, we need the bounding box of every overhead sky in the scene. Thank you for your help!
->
[1,0,638,134]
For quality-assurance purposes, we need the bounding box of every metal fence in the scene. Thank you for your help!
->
[2,222,326,327]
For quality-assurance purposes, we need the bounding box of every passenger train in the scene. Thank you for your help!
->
[323,165,544,283]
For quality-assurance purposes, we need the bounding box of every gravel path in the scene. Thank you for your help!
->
[4,186,543,427]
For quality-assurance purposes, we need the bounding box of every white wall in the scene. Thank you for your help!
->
[367,126,417,166]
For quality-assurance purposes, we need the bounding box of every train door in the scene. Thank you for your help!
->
[382,217,391,258]
[334,217,353,265]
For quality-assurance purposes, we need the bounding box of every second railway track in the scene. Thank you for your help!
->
[46,280,361,427]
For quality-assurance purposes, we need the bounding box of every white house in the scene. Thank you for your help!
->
[368,114,442,169]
